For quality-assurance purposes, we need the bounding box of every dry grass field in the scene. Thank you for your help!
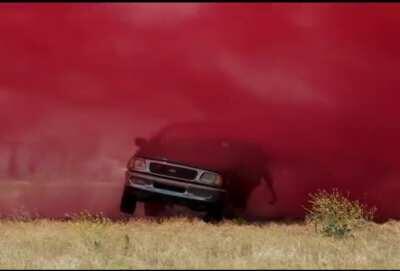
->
[0,216,399,269]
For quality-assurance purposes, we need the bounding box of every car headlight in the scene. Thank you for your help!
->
[128,157,147,172]
[199,172,223,186]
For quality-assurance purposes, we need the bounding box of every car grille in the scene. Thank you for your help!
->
[149,162,198,180]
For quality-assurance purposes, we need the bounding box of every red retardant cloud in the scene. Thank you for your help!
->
[0,4,400,220]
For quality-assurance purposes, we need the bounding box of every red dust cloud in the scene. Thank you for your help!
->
[1,3,400,221]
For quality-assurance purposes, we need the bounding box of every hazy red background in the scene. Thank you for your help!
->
[1,3,400,220]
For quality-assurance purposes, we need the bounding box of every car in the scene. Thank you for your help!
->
[120,122,277,221]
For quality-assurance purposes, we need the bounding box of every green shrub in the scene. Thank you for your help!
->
[305,188,376,238]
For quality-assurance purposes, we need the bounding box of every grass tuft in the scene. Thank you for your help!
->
[305,188,377,238]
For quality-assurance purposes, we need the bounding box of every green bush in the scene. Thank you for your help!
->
[305,188,376,238]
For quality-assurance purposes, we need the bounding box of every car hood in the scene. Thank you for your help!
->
[135,140,241,174]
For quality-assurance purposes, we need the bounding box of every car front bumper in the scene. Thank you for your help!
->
[124,170,226,209]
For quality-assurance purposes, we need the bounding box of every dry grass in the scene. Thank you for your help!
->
[0,217,399,269]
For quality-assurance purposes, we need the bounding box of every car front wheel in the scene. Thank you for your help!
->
[120,188,137,215]
[203,204,224,223]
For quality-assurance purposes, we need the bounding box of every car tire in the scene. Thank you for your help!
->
[120,188,137,215]
[203,204,224,223]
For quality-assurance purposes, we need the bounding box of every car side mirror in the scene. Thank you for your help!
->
[135,137,147,148]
